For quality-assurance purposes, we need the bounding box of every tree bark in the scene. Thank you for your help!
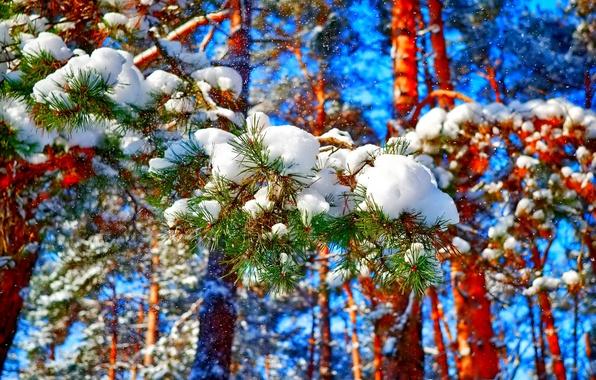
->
[451,255,500,380]
[190,1,251,378]
[391,0,420,121]
[0,189,38,373]
[384,295,424,380]
[318,246,333,380]
[537,291,567,380]
[343,282,362,380]
[427,0,453,108]
[429,287,449,380]
[143,249,160,367]
[189,250,238,380]
[0,252,37,373]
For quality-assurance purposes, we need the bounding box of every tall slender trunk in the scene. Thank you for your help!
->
[391,0,420,121]
[189,250,238,379]
[143,250,160,367]
[130,302,144,380]
[429,287,449,380]
[306,303,317,380]
[384,295,424,380]
[343,282,362,380]
[190,2,251,378]
[537,291,566,380]
[108,283,118,380]
[529,243,566,380]
[451,255,499,380]
[318,246,333,380]
[373,320,383,380]
[427,0,453,108]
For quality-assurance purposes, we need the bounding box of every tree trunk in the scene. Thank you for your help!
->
[537,291,566,380]
[451,255,499,380]
[0,253,37,373]
[108,282,118,380]
[391,0,420,121]
[190,1,251,378]
[318,245,333,380]
[427,0,453,108]
[0,192,38,374]
[143,250,160,367]
[189,250,238,380]
[343,282,362,380]
[373,320,383,380]
[384,295,424,380]
[429,287,449,380]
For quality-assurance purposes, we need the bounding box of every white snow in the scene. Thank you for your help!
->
[270,223,288,237]
[357,154,459,226]
[516,155,539,169]
[164,198,190,227]
[345,144,379,174]
[452,237,471,253]
[192,66,243,98]
[148,158,175,172]
[416,107,446,140]
[296,188,329,225]
[318,128,354,146]
[145,70,183,95]
[210,143,250,184]
[262,125,320,178]
[246,112,270,132]
[192,128,235,156]
[103,12,128,26]
[196,200,221,222]
[21,32,72,61]
[561,270,580,287]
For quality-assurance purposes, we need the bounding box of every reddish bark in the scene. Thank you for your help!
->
[0,148,95,373]
[318,246,333,380]
[429,287,449,380]
[384,296,424,380]
[537,291,567,380]
[451,255,500,380]
[343,282,362,380]
[391,0,420,120]
[373,321,383,380]
[427,0,453,108]
[143,250,160,367]
[306,303,317,380]
[0,249,37,370]
[528,243,566,380]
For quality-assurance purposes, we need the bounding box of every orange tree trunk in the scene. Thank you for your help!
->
[343,282,362,380]
[429,287,449,380]
[143,250,160,367]
[318,246,333,380]
[451,255,499,379]
[537,291,567,380]
[391,0,420,120]
[427,0,453,108]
